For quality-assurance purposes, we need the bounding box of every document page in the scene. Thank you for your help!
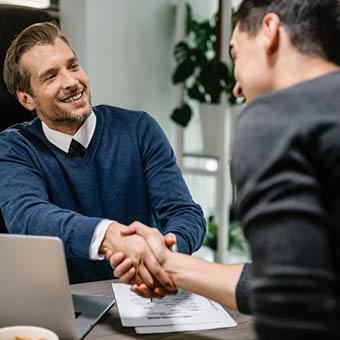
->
[112,283,237,333]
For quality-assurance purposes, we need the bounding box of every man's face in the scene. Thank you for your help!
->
[230,24,272,102]
[18,38,92,132]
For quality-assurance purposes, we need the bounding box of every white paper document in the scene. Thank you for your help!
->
[112,283,237,334]
[135,320,235,334]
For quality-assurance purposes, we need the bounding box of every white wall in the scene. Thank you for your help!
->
[60,0,87,67]
[59,1,234,235]
[60,0,177,140]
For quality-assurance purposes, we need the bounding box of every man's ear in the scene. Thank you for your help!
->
[16,91,36,111]
[261,13,281,56]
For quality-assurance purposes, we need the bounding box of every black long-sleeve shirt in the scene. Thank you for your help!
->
[232,70,340,339]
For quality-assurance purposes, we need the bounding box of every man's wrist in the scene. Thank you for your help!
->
[163,248,179,277]
[90,219,113,259]
[99,221,124,254]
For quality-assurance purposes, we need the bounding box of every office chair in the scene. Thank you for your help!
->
[0,6,53,232]
[0,5,52,130]
[0,212,7,233]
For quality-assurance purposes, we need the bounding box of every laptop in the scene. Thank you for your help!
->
[0,234,115,339]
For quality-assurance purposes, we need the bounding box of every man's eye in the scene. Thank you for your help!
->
[70,63,79,70]
[45,74,56,81]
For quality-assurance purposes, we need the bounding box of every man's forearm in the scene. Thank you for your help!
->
[164,252,244,309]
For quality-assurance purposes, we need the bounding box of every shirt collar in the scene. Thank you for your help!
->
[42,112,96,153]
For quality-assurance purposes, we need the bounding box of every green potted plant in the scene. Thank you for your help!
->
[204,209,249,259]
[170,3,238,128]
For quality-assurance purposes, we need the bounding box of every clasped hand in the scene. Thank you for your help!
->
[103,221,178,298]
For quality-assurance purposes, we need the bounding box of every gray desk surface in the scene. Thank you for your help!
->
[71,280,256,340]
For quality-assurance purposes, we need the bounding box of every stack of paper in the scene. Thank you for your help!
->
[112,283,237,334]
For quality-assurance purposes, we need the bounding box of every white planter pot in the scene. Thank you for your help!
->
[199,103,226,158]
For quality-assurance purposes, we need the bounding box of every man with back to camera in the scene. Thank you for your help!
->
[110,0,340,338]
[0,21,206,287]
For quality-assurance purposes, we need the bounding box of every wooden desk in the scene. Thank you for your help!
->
[71,280,255,340]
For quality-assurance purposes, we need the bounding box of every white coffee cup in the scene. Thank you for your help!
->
[0,326,59,340]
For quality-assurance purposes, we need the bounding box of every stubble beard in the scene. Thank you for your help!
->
[52,108,92,126]
[37,94,92,128]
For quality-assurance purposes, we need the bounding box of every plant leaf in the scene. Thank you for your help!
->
[170,103,192,127]
[172,59,196,84]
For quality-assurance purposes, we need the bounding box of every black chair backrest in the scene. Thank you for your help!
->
[0,5,53,131]
[0,6,53,233]
[0,212,8,233]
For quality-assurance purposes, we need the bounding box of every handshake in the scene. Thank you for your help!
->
[101,221,179,299]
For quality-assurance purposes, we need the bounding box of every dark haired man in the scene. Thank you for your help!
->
[111,0,340,338]
[0,22,205,287]
[230,0,340,338]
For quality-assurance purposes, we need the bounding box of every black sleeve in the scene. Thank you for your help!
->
[231,103,339,340]
[236,263,252,314]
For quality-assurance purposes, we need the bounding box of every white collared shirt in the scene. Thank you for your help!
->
[42,111,96,153]
[42,112,112,260]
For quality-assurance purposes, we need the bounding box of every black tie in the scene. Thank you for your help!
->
[68,139,86,157]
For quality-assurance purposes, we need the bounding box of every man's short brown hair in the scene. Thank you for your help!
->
[3,21,72,96]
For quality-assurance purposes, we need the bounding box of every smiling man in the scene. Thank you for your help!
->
[16,38,91,134]
[0,22,205,287]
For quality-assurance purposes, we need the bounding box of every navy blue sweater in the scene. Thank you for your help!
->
[0,105,205,282]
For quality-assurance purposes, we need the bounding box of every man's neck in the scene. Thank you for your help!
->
[272,52,339,92]
[45,121,84,136]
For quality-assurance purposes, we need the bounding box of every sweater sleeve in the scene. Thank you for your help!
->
[0,132,101,259]
[236,262,252,314]
[231,103,339,339]
[137,113,206,254]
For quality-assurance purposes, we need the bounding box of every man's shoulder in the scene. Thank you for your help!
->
[241,70,340,122]
[0,119,43,161]
[93,104,148,121]
[93,105,156,135]
[0,118,40,142]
